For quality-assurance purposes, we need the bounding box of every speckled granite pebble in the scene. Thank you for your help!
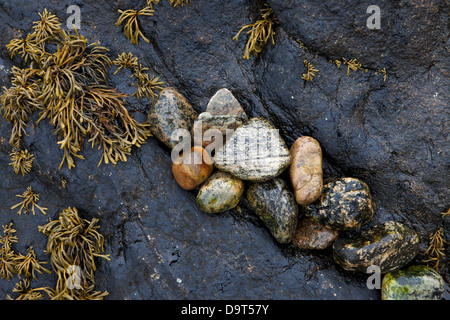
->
[305,177,374,230]
[148,87,197,148]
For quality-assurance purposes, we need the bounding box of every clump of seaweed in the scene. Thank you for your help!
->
[9,149,35,176]
[422,227,446,271]
[112,52,139,75]
[131,64,165,101]
[0,67,42,148]
[169,0,191,7]
[11,186,48,216]
[12,246,51,280]
[301,59,318,82]
[113,53,164,102]
[38,207,110,300]
[1,9,154,169]
[233,4,278,59]
[116,6,155,45]
[0,223,19,280]
[342,58,366,76]
[6,278,53,300]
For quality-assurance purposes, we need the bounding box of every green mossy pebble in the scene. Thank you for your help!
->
[196,171,244,213]
[382,265,445,300]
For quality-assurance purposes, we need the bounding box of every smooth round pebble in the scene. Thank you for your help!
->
[196,172,244,213]
[172,146,213,190]
[382,265,445,300]
[289,136,323,206]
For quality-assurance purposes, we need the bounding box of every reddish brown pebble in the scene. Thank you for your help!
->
[289,136,323,206]
[172,146,213,190]
[292,217,338,250]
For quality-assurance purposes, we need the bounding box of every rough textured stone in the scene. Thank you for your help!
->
[289,136,323,206]
[305,178,374,230]
[333,221,420,273]
[192,112,247,147]
[292,217,338,250]
[246,178,298,244]
[0,0,448,300]
[172,146,213,190]
[206,88,248,118]
[382,265,445,300]
[214,117,291,182]
[196,171,244,213]
[148,87,197,149]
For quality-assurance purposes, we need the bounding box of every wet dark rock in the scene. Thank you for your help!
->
[305,178,374,230]
[333,221,420,274]
[0,0,448,300]
[382,265,445,300]
[246,178,298,244]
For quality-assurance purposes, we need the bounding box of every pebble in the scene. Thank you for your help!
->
[246,178,298,244]
[196,172,244,213]
[214,117,291,182]
[333,221,420,273]
[193,88,248,147]
[148,87,197,148]
[206,88,248,118]
[381,265,445,300]
[289,136,323,206]
[292,217,339,250]
[192,112,247,147]
[172,146,213,190]
[305,177,374,230]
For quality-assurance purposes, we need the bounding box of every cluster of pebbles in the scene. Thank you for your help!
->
[148,87,445,300]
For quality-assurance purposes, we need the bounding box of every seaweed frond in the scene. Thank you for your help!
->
[6,278,54,300]
[379,67,387,82]
[0,67,43,148]
[342,58,363,76]
[233,4,278,59]
[131,64,165,101]
[0,222,19,280]
[301,59,318,82]
[442,208,450,218]
[422,227,446,271]
[169,0,191,7]
[11,186,48,216]
[38,207,110,300]
[6,34,43,63]
[115,7,155,45]
[32,8,63,43]
[112,52,139,75]
[13,246,51,280]
[9,149,35,176]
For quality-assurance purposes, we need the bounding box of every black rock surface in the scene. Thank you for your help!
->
[0,0,448,299]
